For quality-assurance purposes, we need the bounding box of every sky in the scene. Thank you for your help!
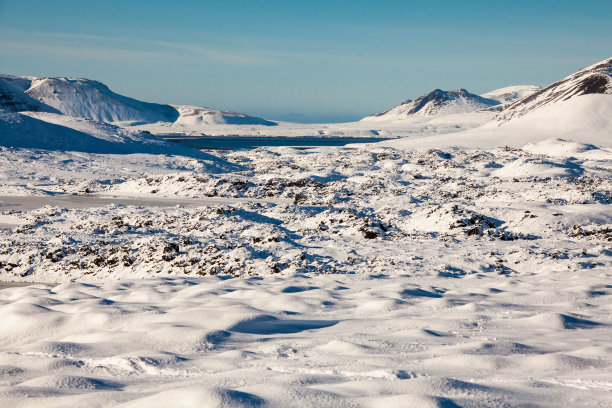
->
[0,1,611,123]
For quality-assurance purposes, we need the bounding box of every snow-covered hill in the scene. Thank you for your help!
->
[0,74,276,127]
[381,93,612,149]
[13,76,179,124]
[171,105,277,127]
[481,85,541,105]
[0,75,59,113]
[496,57,612,122]
[0,108,234,170]
[363,89,501,121]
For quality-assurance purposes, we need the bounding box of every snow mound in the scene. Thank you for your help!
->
[25,76,180,124]
[172,105,277,127]
[120,386,265,408]
[491,157,584,178]
[363,89,500,121]
[522,138,612,160]
[496,57,612,122]
[481,85,541,105]
[0,109,233,165]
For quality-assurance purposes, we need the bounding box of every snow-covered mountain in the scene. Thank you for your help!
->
[481,85,541,105]
[495,57,612,122]
[23,76,179,124]
[172,105,277,127]
[363,89,502,121]
[0,74,276,127]
[0,75,59,113]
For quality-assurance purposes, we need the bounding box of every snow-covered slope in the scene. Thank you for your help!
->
[363,89,501,121]
[171,105,277,127]
[24,77,179,124]
[0,108,234,167]
[496,57,612,122]
[0,75,59,113]
[1,74,276,127]
[481,85,541,105]
[381,93,612,149]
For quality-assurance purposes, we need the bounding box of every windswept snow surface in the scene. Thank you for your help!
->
[0,136,611,406]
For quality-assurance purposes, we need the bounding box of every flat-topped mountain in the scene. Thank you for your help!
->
[0,74,276,127]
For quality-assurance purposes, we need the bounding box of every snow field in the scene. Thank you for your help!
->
[1,139,611,282]
[0,141,610,406]
[0,269,609,407]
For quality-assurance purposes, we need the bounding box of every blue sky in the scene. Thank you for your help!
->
[0,0,610,122]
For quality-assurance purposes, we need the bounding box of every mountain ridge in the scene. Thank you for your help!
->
[0,74,276,127]
[495,57,612,122]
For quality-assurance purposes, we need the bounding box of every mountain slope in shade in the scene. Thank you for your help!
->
[363,89,501,121]
[496,57,612,122]
[0,75,59,113]
[0,109,236,169]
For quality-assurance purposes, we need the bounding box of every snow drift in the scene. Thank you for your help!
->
[0,109,234,166]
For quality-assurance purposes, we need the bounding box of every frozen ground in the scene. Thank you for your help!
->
[0,136,611,406]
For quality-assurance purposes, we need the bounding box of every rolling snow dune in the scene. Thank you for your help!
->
[0,271,609,407]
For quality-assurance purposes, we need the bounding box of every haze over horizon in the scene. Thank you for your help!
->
[1,0,611,122]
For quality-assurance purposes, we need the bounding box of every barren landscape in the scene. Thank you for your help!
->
[0,57,611,407]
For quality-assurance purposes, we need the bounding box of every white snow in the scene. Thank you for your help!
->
[362,89,501,121]
[480,85,541,104]
[382,94,612,150]
[1,60,611,407]
[495,57,612,122]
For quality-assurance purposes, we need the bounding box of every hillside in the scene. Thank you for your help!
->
[496,57,612,122]
[363,88,501,121]
[0,74,276,127]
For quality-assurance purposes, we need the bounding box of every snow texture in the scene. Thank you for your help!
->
[0,58,611,407]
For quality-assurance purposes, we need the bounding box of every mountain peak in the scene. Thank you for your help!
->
[363,88,501,120]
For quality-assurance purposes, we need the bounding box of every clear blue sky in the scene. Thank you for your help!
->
[0,0,610,122]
